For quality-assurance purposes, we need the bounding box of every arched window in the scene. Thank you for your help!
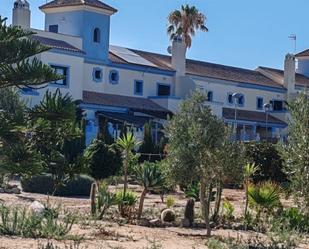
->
[93,28,100,43]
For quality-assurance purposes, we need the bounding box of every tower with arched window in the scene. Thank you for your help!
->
[40,0,117,62]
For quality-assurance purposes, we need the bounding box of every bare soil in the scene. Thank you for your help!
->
[0,185,307,249]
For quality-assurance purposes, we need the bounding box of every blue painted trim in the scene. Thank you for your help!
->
[269,98,286,111]
[207,91,214,102]
[109,69,119,84]
[256,96,264,110]
[148,96,182,100]
[49,63,70,88]
[238,94,245,107]
[79,103,128,113]
[92,67,103,83]
[157,82,171,96]
[134,80,143,96]
[20,88,39,96]
[50,48,85,58]
[189,74,287,93]
[227,92,234,105]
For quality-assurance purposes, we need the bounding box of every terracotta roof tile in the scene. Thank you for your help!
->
[222,107,286,125]
[40,0,117,13]
[258,66,309,88]
[32,35,85,54]
[83,91,171,114]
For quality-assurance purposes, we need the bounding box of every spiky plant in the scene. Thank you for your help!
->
[134,162,165,219]
[116,132,141,195]
[167,4,208,48]
[248,181,281,220]
[244,163,259,217]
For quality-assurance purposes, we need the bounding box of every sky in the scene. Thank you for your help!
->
[1,0,308,70]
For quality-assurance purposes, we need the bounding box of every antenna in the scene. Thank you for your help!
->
[288,34,297,53]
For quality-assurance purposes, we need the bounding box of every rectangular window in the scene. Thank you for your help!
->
[51,65,68,86]
[134,80,143,95]
[228,93,233,104]
[270,100,284,111]
[207,91,213,102]
[257,97,263,110]
[157,84,170,96]
[49,25,58,33]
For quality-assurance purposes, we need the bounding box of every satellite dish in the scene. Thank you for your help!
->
[167,46,172,54]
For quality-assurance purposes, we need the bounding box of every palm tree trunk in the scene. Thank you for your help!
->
[123,152,128,195]
[137,188,147,219]
[200,178,206,220]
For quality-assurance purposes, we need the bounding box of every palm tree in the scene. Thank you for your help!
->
[167,4,208,48]
[248,181,281,220]
[244,163,259,217]
[135,162,165,219]
[116,132,141,195]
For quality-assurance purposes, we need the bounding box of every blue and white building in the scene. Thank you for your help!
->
[10,0,309,144]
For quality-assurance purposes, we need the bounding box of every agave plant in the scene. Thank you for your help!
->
[134,162,165,219]
[248,181,281,220]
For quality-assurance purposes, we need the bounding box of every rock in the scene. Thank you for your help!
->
[137,218,150,227]
[149,218,162,227]
[29,201,45,215]
[160,209,176,223]
[11,187,21,194]
[0,188,5,193]
[181,218,191,228]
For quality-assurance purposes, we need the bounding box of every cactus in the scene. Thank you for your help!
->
[184,198,195,226]
[90,182,97,216]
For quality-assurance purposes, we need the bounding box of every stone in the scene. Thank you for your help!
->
[11,187,21,194]
[160,209,176,223]
[181,218,191,228]
[149,218,162,227]
[29,201,45,215]
[137,218,150,227]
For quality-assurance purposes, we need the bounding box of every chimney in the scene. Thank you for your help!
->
[284,54,296,99]
[12,0,31,29]
[171,37,187,77]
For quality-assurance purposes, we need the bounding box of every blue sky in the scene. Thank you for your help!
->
[1,0,308,70]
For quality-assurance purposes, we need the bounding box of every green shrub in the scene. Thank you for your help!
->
[184,182,200,201]
[96,182,117,219]
[0,205,75,239]
[222,200,234,221]
[84,139,122,180]
[115,190,137,218]
[245,142,287,183]
[166,196,175,208]
[277,207,309,233]
[21,174,94,196]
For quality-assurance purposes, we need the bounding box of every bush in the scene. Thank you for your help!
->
[245,142,287,183]
[84,139,122,180]
[277,207,309,233]
[0,205,75,239]
[21,174,94,196]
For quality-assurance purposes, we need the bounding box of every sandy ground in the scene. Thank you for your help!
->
[0,185,307,249]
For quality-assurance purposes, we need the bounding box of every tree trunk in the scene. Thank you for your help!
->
[123,152,128,195]
[244,181,248,217]
[200,178,212,236]
[205,182,213,237]
[137,188,147,219]
[213,182,222,222]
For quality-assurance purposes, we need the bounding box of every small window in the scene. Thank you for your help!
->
[227,93,233,104]
[207,91,213,102]
[109,70,119,84]
[134,80,143,95]
[51,65,68,86]
[49,25,58,33]
[93,28,100,43]
[257,97,263,110]
[92,68,102,82]
[238,95,245,106]
[157,84,170,96]
[270,100,284,111]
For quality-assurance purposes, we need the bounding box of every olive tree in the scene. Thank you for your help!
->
[279,92,309,213]
[165,91,225,236]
